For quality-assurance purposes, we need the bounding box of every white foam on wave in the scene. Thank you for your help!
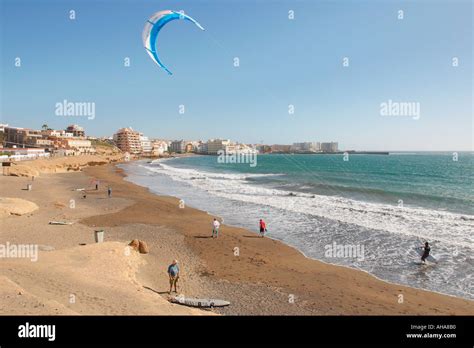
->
[146,162,282,182]
[144,162,474,248]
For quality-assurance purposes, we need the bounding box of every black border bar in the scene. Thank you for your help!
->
[0,316,472,346]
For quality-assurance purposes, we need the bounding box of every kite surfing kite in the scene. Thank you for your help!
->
[142,10,205,74]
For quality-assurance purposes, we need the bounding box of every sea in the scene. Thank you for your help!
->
[119,152,474,300]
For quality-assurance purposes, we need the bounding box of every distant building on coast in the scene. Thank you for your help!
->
[151,140,169,156]
[0,147,49,161]
[169,140,186,154]
[65,124,85,137]
[320,142,338,152]
[226,143,257,154]
[255,141,340,154]
[139,134,153,154]
[197,141,208,154]
[4,127,43,148]
[62,139,94,154]
[113,128,142,154]
[291,142,320,153]
[207,139,231,154]
[3,125,94,156]
[42,129,72,138]
[257,144,272,154]
[271,144,292,153]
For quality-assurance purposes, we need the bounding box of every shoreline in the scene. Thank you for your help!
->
[121,163,467,302]
[117,159,474,301]
[81,163,474,315]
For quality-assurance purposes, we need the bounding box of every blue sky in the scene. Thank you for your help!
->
[1,0,472,151]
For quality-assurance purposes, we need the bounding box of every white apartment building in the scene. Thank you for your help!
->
[140,134,153,154]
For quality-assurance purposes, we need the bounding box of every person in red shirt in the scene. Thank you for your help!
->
[259,219,267,237]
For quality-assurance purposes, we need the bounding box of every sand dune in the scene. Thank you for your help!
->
[0,242,208,315]
[0,198,39,217]
[8,154,123,178]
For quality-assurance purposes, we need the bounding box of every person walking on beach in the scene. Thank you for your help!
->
[95,180,99,190]
[212,218,220,238]
[107,186,112,198]
[167,260,180,294]
[259,219,267,237]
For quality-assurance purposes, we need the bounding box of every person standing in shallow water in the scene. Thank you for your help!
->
[420,242,431,263]
[259,219,267,237]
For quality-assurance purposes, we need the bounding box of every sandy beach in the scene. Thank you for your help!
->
[1,158,473,315]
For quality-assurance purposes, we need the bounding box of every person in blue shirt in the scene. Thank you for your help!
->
[167,259,180,294]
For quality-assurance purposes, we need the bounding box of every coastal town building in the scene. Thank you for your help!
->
[197,141,208,154]
[256,145,271,154]
[207,139,231,154]
[3,124,95,155]
[4,127,43,148]
[271,144,292,153]
[42,129,71,138]
[186,141,201,153]
[66,124,85,137]
[113,128,142,154]
[0,147,49,161]
[321,142,338,152]
[60,139,94,154]
[139,134,153,154]
[169,140,186,154]
[151,140,168,156]
[291,142,320,153]
[224,143,257,154]
[32,138,54,148]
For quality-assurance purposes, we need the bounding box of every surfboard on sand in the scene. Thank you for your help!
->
[170,296,230,308]
[414,247,437,263]
[49,221,74,225]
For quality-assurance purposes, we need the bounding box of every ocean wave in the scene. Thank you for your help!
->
[145,162,282,181]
